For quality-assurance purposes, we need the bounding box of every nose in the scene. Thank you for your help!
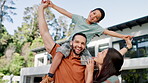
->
[78,43,82,47]
[91,14,96,18]
[98,52,101,55]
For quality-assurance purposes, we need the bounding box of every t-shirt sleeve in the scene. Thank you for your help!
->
[96,25,106,36]
[72,14,81,24]
[50,44,60,58]
[103,75,119,83]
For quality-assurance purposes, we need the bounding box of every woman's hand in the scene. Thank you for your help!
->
[122,35,133,40]
[119,37,133,55]
[85,59,94,83]
[125,37,132,49]
[86,59,94,74]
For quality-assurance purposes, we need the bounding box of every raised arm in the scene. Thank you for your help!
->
[119,37,132,55]
[85,59,94,83]
[38,0,55,53]
[47,0,72,18]
[103,29,133,40]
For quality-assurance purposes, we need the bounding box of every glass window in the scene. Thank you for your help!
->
[26,76,31,83]
[98,43,109,52]
[87,46,95,57]
[38,58,44,66]
[113,34,148,58]
[137,37,148,57]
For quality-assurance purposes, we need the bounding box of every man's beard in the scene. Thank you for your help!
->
[71,44,85,56]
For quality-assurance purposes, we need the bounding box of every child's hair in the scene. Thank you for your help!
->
[94,48,123,83]
[92,8,105,22]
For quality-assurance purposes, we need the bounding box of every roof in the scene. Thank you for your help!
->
[32,16,148,53]
[108,16,148,31]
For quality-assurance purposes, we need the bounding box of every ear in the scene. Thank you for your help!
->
[70,40,72,46]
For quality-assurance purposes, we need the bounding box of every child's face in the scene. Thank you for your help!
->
[87,10,102,23]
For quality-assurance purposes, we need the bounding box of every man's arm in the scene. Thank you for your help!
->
[103,29,133,40]
[38,1,55,53]
[48,1,72,18]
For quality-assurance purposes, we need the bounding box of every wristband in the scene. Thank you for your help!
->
[47,73,54,78]
[125,46,130,51]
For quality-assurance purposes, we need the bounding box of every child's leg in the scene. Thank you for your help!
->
[81,49,92,65]
[48,42,70,78]
[40,52,63,83]
[48,52,63,75]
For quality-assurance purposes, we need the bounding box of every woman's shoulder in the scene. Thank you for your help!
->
[102,75,119,83]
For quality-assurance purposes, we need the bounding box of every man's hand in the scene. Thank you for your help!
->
[40,75,54,83]
[40,0,50,9]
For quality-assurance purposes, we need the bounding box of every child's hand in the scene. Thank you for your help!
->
[122,35,133,40]
[47,0,54,8]
[40,0,50,9]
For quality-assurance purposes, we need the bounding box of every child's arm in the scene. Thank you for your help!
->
[103,29,133,40]
[48,0,72,18]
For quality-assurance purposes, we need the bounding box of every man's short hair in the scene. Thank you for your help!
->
[72,33,87,42]
[92,8,105,22]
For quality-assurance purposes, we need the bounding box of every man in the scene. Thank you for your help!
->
[38,1,87,83]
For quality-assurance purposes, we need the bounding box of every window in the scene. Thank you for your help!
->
[113,34,148,58]
[47,54,52,64]
[34,77,42,83]
[98,43,109,52]
[26,76,31,83]
[37,58,44,66]
[87,46,95,57]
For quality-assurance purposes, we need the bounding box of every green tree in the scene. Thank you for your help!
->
[0,25,13,56]
[0,0,16,27]
[9,53,26,75]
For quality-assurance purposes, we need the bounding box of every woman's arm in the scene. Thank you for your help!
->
[119,37,132,55]
[85,59,94,83]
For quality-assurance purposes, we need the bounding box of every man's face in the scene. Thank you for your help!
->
[87,10,102,23]
[70,35,86,55]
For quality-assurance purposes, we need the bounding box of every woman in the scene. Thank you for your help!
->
[85,37,132,83]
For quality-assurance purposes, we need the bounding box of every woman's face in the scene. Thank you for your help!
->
[94,49,108,65]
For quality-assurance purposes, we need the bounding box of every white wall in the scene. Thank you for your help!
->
[112,23,148,42]
[34,52,48,67]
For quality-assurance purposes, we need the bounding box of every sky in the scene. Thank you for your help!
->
[3,0,148,35]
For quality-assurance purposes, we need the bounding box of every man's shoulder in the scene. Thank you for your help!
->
[50,43,60,55]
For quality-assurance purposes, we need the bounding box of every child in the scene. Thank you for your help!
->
[42,0,133,81]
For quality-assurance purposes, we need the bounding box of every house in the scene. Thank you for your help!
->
[20,15,148,83]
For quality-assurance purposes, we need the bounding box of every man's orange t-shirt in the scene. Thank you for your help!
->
[50,44,86,83]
